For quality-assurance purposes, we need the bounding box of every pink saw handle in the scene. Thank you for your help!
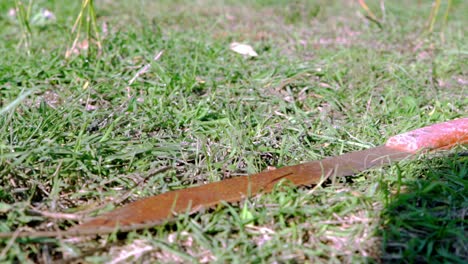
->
[386,118,468,153]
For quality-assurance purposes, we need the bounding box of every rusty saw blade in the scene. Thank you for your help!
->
[2,118,467,238]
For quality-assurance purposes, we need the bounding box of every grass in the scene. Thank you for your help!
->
[382,156,467,263]
[0,0,467,262]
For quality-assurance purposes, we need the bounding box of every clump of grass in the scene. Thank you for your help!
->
[65,0,101,58]
[426,0,453,33]
[381,155,467,262]
[358,0,454,35]
[14,0,33,53]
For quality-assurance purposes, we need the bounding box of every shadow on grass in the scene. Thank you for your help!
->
[380,153,467,263]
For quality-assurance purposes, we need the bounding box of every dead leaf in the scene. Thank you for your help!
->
[229,42,258,57]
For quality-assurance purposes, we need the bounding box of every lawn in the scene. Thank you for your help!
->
[0,0,467,262]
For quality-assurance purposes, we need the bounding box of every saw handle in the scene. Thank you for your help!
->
[386,118,468,153]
